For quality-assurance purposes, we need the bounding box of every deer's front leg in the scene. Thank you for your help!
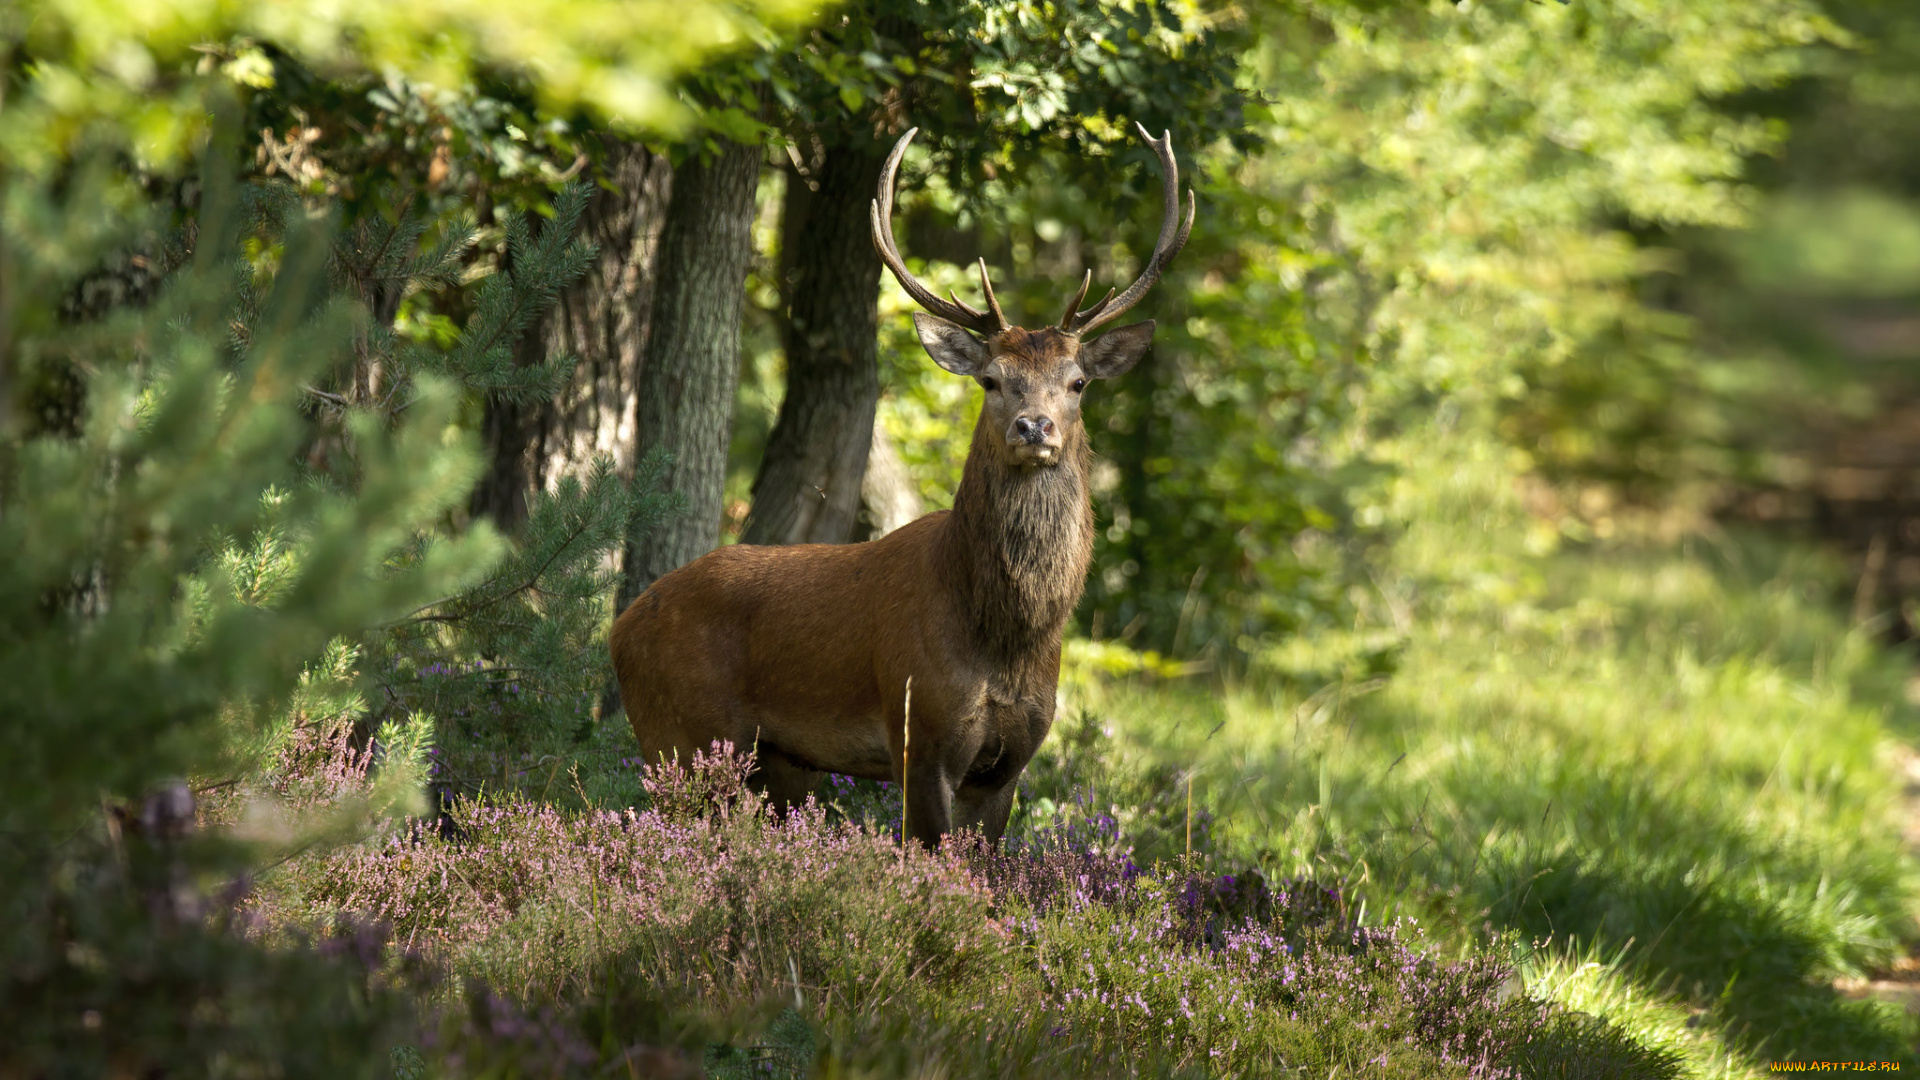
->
[954,780,1018,844]
[902,759,955,849]
[889,685,969,849]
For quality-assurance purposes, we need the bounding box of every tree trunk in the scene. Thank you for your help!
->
[855,421,924,541]
[471,142,672,530]
[740,143,887,546]
[612,138,764,616]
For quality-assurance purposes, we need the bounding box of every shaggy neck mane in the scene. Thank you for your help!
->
[940,416,1095,662]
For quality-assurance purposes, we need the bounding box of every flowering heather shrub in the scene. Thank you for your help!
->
[950,825,1541,1076]
[640,739,758,824]
[1010,709,1218,861]
[257,744,1672,1079]
[262,744,1011,1013]
[1026,906,1539,1075]
[266,701,379,813]
[261,640,378,812]
[191,640,435,849]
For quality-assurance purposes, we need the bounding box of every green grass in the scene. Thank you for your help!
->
[1521,944,1752,1080]
[1050,430,1920,1070]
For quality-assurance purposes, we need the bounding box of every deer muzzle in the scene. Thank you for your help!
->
[1008,415,1062,463]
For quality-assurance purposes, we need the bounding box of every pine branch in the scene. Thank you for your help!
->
[437,182,596,402]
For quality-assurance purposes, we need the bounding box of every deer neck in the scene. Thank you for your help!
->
[942,417,1095,661]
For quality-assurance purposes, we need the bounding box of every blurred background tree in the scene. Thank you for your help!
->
[827,0,1874,664]
[734,0,1248,554]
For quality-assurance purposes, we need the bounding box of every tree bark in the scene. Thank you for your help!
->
[740,143,888,546]
[612,138,764,615]
[471,142,672,530]
[855,421,924,541]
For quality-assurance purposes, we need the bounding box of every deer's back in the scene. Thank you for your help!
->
[610,512,957,743]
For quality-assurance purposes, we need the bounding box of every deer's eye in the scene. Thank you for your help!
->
[1071,378,1087,393]
[979,376,999,392]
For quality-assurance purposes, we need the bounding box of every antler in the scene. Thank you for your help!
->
[871,128,1010,338]
[1058,123,1195,337]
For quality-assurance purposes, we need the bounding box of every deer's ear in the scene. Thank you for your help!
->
[1080,320,1155,379]
[914,312,992,376]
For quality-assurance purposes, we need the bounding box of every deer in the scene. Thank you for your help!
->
[610,123,1193,847]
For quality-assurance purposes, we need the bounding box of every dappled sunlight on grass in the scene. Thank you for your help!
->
[1060,429,1920,1069]
[1522,945,1759,1080]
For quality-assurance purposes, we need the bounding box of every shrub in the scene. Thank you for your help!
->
[254,744,1692,1079]
[262,745,1012,1013]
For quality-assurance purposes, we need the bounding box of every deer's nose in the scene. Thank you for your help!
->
[1014,415,1056,443]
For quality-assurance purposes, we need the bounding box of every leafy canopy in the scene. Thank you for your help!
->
[1,0,824,174]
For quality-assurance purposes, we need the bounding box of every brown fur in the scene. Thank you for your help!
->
[610,323,1148,847]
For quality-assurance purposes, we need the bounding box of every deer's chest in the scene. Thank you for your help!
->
[962,677,1057,790]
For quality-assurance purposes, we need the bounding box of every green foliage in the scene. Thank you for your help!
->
[1601,1,1920,508]
[379,450,683,810]
[1,0,818,178]
[0,161,499,849]
[0,104,661,1069]
[420,183,595,404]
[0,144,495,1072]
[863,0,1857,656]
[239,176,593,412]
[238,167,664,810]
[760,0,1248,162]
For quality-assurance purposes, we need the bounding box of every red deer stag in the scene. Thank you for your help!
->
[611,123,1193,847]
